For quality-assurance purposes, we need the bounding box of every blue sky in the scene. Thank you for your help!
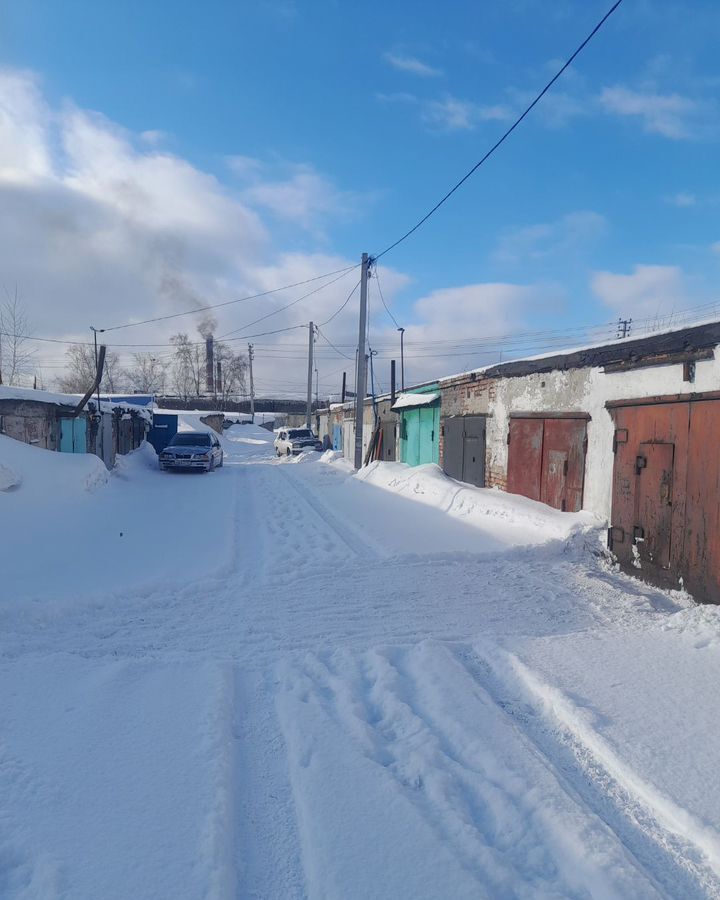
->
[1,0,719,394]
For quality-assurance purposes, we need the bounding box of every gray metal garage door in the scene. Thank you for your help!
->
[443,416,486,487]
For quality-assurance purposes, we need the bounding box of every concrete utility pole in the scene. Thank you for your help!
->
[354,252,370,469]
[247,343,255,423]
[617,317,633,339]
[341,371,347,403]
[398,327,405,390]
[306,322,314,429]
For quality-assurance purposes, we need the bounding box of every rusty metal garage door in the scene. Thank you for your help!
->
[609,394,720,603]
[507,415,588,511]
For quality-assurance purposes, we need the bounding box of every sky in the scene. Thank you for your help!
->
[1,0,719,398]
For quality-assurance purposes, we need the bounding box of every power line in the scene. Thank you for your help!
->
[218,266,357,340]
[5,297,720,355]
[373,0,625,261]
[101,263,358,332]
[317,279,361,327]
[316,326,354,360]
[373,265,401,330]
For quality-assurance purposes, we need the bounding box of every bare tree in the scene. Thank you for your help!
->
[170,333,203,399]
[123,352,169,394]
[216,342,248,405]
[57,344,122,394]
[0,287,35,386]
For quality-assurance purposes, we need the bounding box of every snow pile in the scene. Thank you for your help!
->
[0,433,238,610]
[0,459,21,491]
[0,433,109,497]
[354,461,597,542]
[320,449,354,472]
[660,603,720,649]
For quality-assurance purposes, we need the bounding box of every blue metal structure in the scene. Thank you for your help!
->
[147,413,178,453]
[333,423,343,451]
[99,395,154,407]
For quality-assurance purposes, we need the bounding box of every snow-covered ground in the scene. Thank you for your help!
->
[1,423,720,899]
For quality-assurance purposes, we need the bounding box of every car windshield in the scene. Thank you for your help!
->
[289,429,312,439]
[169,433,212,447]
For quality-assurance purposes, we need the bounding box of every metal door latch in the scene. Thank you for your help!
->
[635,455,647,475]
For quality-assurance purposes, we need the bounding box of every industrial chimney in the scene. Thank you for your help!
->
[206,336,215,394]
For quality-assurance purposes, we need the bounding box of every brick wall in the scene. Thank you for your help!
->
[438,376,496,474]
[440,376,495,418]
[486,464,507,491]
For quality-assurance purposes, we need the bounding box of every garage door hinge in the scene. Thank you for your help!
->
[613,428,628,454]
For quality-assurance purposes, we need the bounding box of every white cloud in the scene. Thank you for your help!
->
[375,92,418,105]
[590,265,689,318]
[384,53,442,78]
[494,211,606,264]
[712,242,720,254]
[665,191,697,207]
[422,95,512,132]
[232,160,358,232]
[0,67,378,396]
[0,68,52,181]
[599,85,706,139]
[366,282,549,385]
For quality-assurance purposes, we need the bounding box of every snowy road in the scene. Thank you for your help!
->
[2,425,720,899]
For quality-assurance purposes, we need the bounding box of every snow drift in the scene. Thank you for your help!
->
[349,459,598,544]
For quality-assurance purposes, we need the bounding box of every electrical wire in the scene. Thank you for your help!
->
[316,326,354,360]
[101,264,358,332]
[317,280,361,327]
[373,0,625,261]
[373,266,401,330]
[218,266,357,340]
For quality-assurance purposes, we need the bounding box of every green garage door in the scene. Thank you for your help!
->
[400,403,439,467]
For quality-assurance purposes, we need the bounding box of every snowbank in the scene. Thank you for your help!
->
[0,434,237,610]
[353,460,597,542]
[0,433,109,497]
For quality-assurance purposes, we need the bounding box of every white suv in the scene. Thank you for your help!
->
[274,428,322,456]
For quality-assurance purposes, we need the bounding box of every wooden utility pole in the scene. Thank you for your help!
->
[247,343,255,423]
[354,253,369,469]
[341,371,347,403]
[305,322,314,429]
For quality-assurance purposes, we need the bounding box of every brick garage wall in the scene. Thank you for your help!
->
[486,463,507,491]
[438,376,496,479]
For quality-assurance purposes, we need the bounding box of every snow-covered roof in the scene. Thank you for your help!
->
[439,318,720,384]
[392,391,440,410]
[0,386,152,420]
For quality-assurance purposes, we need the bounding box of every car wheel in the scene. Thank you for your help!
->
[218,453,224,468]
[286,447,291,456]
[208,457,215,472]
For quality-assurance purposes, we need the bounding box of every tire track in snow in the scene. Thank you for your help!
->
[232,668,306,900]
[274,464,382,563]
[281,644,666,899]
[463,641,720,900]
